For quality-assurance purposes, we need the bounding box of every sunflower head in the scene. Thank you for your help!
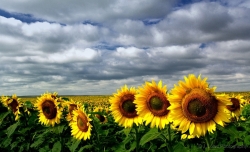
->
[226,94,247,121]
[181,88,219,123]
[1,94,22,121]
[70,107,92,140]
[168,74,231,138]
[109,85,143,128]
[35,93,63,126]
[93,106,108,123]
[134,80,170,129]
[69,104,78,114]
[64,99,79,121]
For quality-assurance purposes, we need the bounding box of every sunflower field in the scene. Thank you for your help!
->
[1,74,250,152]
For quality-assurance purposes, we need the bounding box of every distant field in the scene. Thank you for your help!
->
[20,95,112,105]
[19,91,250,104]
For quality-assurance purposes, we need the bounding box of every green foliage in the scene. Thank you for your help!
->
[139,127,161,146]
[52,141,62,152]
[1,93,250,152]
[0,111,11,125]
[241,104,250,119]
[69,139,81,152]
[6,121,20,137]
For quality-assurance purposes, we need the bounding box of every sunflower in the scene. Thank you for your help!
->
[35,93,63,126]
[1,94,22,121]
[109,85,143,128]
[134,80,171,129]
[93,106,108,123]
[168,74,232,138]
[226,94,246,121]
[64,99,79,121]
[69,107,92,140]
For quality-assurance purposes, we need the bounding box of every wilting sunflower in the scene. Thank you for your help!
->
[226,94,246,121]
[70,107,92,140]
[134,80,170,129]
[1,94,22,121]
[93,106,108,123]
[168,74,232,138]
[35,93,63,126]
[109,85,143,128]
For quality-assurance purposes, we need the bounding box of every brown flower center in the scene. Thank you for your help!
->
[146,92,170,116]
[96,114,106,122]
[8,99,19,113]
[42,100,57,119]
[188,99,206,117]
[119,94,137,118]
[182,88,218,123]
[77,112,89,132]
[227,98,240,112]
[69,104,77,115]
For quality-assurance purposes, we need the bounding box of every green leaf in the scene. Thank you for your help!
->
[18,145,24,152]
[236,141,244,146]
[69,139,81,152]
[139,127,161,146]
[208,147,224,152]
[114,136,133,151]
[19,127,31,134]
[11,137,25,150]
[23,101,33,109]
[6,121,20,137]
[39,145,50,152]
[51,125,65,134]
[30,138,44,148]
[241,104,250,118]
[36,128,50,138]
[78,145,93,152]
[173,143,189,152]
[11,141,20,150]
[123,127,132,136]
[192,144,204,152]
[128,141,136,152]
[244,135,250,146]
[102,129,109,136]
[2,137,12,148]
[159,143,167,149]
[0,111,11,125]
[28,111,38,125]
[52,141,61,152]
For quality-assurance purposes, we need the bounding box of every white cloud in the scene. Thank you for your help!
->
[49,48,101,63]
[21,22,61,36]
[113,47,146,58]
[0,16,22,26]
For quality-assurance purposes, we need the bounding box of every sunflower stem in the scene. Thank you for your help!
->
[167,123,173,152]
[205,133,211,151]
[134,126,140,152]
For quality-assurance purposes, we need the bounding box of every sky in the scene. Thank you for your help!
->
[1,0,250,96]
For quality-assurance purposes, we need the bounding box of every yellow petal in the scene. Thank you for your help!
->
[189,122,195,135]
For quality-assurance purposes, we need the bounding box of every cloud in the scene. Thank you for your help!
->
[0,0,250,95]
[0,0,175,24]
